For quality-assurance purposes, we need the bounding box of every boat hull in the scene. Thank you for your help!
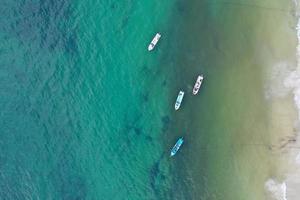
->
[193,75,204,95]
[175,91,184,110]
[170,137,184,156]
[148,33,161,51]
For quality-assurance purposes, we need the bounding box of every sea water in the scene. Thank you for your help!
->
[0,0,298,199]
[0,0,176,199]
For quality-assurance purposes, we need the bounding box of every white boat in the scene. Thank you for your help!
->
[175,91,184,110]
[148,33,161,51]
[193,75,204,95]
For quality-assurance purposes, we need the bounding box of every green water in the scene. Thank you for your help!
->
[164,1,294,199]
[0,0,295,199]
[73,1,176,199]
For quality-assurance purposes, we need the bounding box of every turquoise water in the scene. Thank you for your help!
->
[1,0,176,199]
[0,0,294,199]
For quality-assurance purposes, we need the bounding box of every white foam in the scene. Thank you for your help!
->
[265,179,287,200]
[295,152,300,164]
[264,62,292,100]
[290,4,300,120]
[264,2,300,200]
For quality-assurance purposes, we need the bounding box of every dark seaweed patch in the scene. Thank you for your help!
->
[161,115,170,132]
[149,161,160,190]
[133,127,142,136]
[160,174,166,181]
[142,93,149,102]
[61,176,87,200]
[176,0,186,14]
[49,153,87,199]
[124,113,143,137]
[161,116,170,124]
[110,2,117,9]
[140,64,150,74]
[145,135,153,142]
[64,34,78,55]
[12,0,76,52]
[124,124,142,136]
[121,16,129,29]
[149,158,169,198]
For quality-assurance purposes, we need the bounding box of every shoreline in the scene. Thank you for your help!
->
[265,1,300,199]
[163,1,300,199]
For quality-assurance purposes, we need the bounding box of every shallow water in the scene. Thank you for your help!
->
[162,0,297,199]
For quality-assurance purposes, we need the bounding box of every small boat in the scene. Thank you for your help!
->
[193,75,204,95]
[175,91,184,110]
[148,33,161,51]
[170,137,184,157]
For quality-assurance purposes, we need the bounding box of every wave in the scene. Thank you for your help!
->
[289,0,300,120]
[265,179,287,200]
[264,1,300,200]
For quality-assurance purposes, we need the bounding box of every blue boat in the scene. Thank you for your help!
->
[170,137,184,157]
